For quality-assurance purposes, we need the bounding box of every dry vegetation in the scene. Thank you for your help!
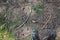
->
[0,0,60,40]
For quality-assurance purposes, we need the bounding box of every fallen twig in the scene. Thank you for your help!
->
[41,14,52,29]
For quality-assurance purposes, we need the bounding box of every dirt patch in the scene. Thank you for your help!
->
[23,5,36,16]
[57,32,60,37]
[19,27,32,38]
[0,6,6,12]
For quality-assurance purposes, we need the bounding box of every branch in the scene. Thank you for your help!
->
[15,5,32,31]
[41,14,52,29]
[43,36,48,40]
[15,14,30,30]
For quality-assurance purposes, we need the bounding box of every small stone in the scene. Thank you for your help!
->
[32,20,36,23]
